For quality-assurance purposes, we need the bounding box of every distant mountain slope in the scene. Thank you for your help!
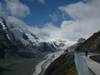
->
[0,17,41,58]
[64,38,85,52]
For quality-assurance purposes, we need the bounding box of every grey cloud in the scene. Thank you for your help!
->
[5,0,30,17]
[1,0,100,43]
[29,0,100,42]
[57,0,100,41]
[59,0,100,20]
[0,0,30,17]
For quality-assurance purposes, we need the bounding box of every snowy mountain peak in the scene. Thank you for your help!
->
[0,17,39,46]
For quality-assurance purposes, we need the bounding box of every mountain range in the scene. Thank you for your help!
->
[0,17,69,58]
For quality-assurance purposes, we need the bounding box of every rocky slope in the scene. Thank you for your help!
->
[75,31,100,52]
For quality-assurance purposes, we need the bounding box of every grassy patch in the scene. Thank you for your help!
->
[66,64,77,75]
[43,53,77,75]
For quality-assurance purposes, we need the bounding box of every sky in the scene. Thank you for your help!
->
[0,0,85,27]
[0,0,100,42]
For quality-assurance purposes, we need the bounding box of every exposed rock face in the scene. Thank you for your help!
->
[0,17,40,58]
[77,38,86,43]
[53,40,67,50]
[37,42,57,52]
[0,17,14,58]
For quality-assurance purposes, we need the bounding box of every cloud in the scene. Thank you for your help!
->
[0,0,30,17]
[60,19,100,41]
[0,0,100,43]
[49,14,58,22]
[57,0,100,40]
[6,16,27,29]
[5,16,99,44]
[28,23,61,42]
[30,0,45,4]
[28,0,100,42]
[59,0,100,20]
[5,0,30,17]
